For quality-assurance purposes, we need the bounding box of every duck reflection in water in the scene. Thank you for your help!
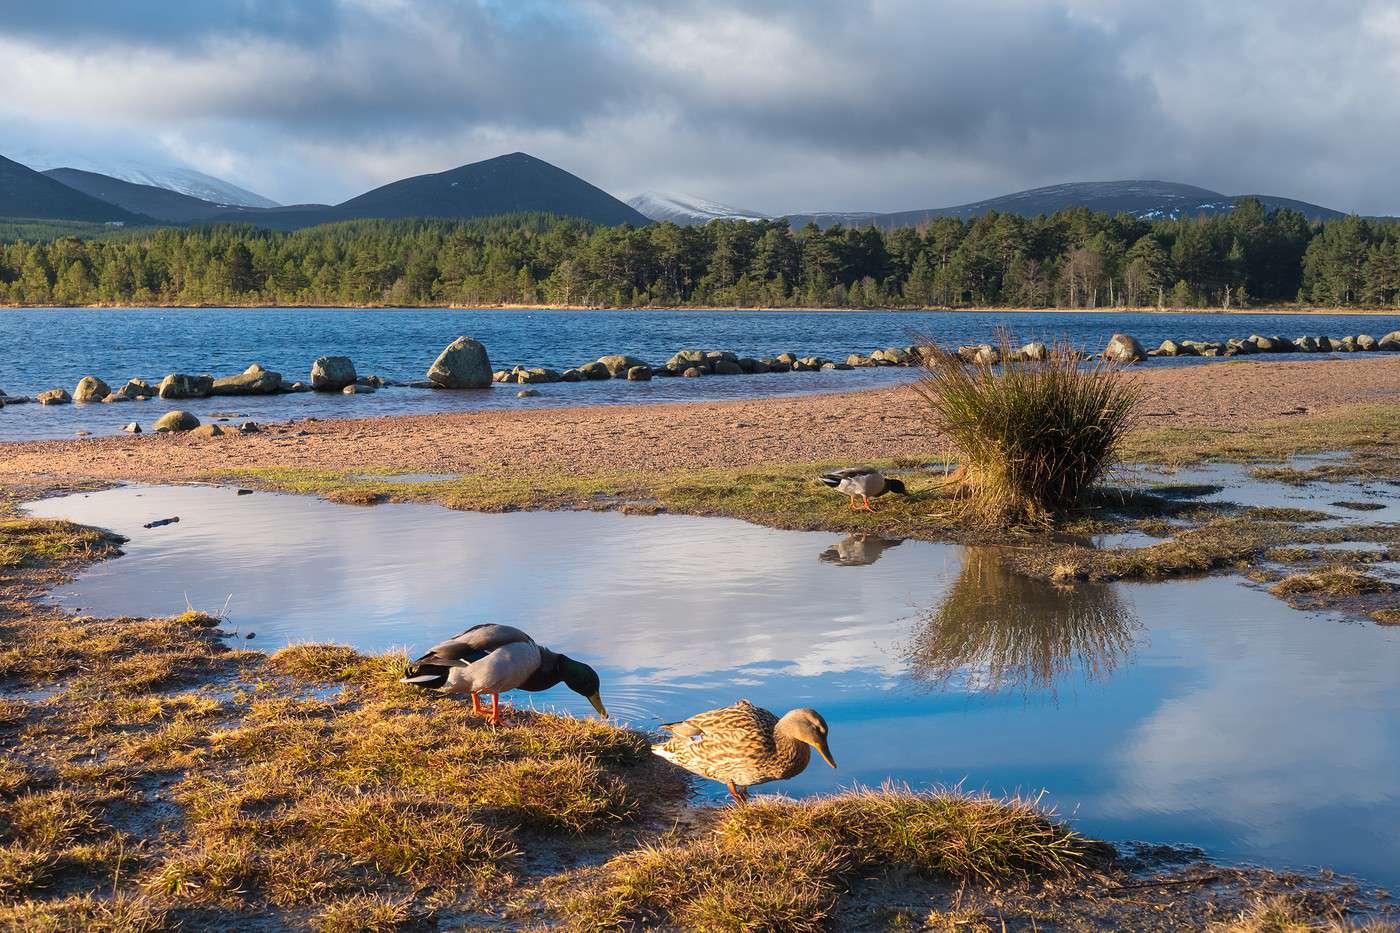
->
[818,533,904,567]
[906,547,1141,697]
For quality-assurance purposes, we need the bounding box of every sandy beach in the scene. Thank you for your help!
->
[3,355,1398,481]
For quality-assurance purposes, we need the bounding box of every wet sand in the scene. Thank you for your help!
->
[2,355,1399,480]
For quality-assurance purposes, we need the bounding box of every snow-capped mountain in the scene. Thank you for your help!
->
[17,154,279,209]
[626,191,769,226]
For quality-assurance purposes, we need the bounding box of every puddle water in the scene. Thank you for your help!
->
[24,484,1400,890]
[1131,459,1400,525]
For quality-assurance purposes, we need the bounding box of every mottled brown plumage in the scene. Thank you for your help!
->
[652,700,836,802]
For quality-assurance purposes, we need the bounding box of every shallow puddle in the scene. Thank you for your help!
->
[24,484,1400,890]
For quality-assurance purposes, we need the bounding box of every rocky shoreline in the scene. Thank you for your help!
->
[3,329,1400,433]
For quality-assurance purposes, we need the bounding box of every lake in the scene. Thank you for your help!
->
[2,306,1398,440]
[25,477,1400,891]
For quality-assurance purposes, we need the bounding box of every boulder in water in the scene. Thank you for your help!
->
[158,373,214,399]
[73,376,111,403]
[310,355,357,392]
[598,354,648,377]
[37,389,71,405]
[426,337,491,389]
[626,365,652,381]
[1378,331,1400,351]
[1357,334,1378,351]
[1103,334,1146,363]
[212,363,283,396]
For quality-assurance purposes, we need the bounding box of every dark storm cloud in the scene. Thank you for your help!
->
[2,0,1397,213]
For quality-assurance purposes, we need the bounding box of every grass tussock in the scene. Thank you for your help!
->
[1209,893,1395,932]
[268,642,409,686]
[912,336,1141,525]
[312,893,413,933]
[1270,566,1395,598]
[0,893,170,933]
[552,786,1107,931]
[0,518,123,569]
[1371,608,1400,626]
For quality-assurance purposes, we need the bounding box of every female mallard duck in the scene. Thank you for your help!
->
[819,467,907,512]
[399,623,607,723]
[652,700,835,802]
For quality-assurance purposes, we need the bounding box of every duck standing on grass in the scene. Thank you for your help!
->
[651,700,836,803]
[819,466,907,512]
[399,624,607,724]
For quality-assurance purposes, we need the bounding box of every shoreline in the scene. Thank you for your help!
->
[4,301,1400,316]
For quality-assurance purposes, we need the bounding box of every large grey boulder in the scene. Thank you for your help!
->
[1357,334,1378,351]
[518,368,561,384]
[211,363,283,396]
[1103,334,1146,363]
[426,337,491,389]
[311,355,358,392]
[1379,330,1400,351]
[598,354,648,377]
[158,373,214,400]
[153,410,200,432]
[73,376,111,403]
[577,361,611,380]
[1019,341,1050,362]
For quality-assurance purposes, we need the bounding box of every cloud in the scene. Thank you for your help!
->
[1,0,1398,213]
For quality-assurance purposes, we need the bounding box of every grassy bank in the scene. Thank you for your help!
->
[0,511,1391,931]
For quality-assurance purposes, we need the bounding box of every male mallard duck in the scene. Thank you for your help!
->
[819,466,907,512]
[651,700,835,802]
[819,533,904,566]
[399,623,606,723]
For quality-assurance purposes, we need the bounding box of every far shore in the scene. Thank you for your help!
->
[4,301,1400,316]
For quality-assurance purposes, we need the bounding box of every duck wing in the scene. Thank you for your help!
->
[441,640,543,695]
[819,466,881,489]
[412,623,534,665]
[653,700,781,781]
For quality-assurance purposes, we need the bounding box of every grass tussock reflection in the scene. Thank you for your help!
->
[906,547,1141,696]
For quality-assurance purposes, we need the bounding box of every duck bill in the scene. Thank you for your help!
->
[587,692,608,719]
[811,738,837,769]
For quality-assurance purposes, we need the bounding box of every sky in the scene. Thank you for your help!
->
[2,0,1398,214]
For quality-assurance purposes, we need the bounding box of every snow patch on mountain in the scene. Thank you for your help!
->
[627,191,769,225]
[18,154,279,209]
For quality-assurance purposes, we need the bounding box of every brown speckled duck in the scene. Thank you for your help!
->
[651,700,835,802]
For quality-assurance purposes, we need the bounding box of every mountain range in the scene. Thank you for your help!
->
[0,150,1360,232]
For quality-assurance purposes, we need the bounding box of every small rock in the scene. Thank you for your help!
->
[122,422,142,433]
[342,383,376,394]
[518,368,561,384]
[517,388,540,398]
[682,367,703,378]
[143,517,179,529]
[1020,341,1050,361]
[712,359,743,375]
[559,369,583,382]
[190,424,225,438]
[667,349,708,370]
[102,392,132,403]
[236,488,253,495]
[37,389,72,405]
[577,361,611,380]
[152,410,200,432]
[238,421,260,433]
[211,363,283,396]
[73,376,111,403]
[1357,334,1378,351]
[626,365,653,381]
[310,355,357,392]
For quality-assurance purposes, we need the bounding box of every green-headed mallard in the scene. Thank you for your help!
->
[651,700,835,802]
[819,467,907,512]
[399,623,606,723]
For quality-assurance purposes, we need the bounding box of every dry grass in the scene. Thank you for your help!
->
[1210,893,1395,932]
[1271,566,1395,598]
[551,786,1109,931]
[312,893,413,932]
[0,517,123,569]
[1371,608,1400,626]
[911,336,1141,524]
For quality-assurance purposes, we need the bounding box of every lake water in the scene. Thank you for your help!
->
[25,482,1400,891]
[2,306,1398,440]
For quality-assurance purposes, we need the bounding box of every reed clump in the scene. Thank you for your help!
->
[912,336,1141,525]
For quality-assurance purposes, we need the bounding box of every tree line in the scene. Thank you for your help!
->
[2,200,1399,308]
